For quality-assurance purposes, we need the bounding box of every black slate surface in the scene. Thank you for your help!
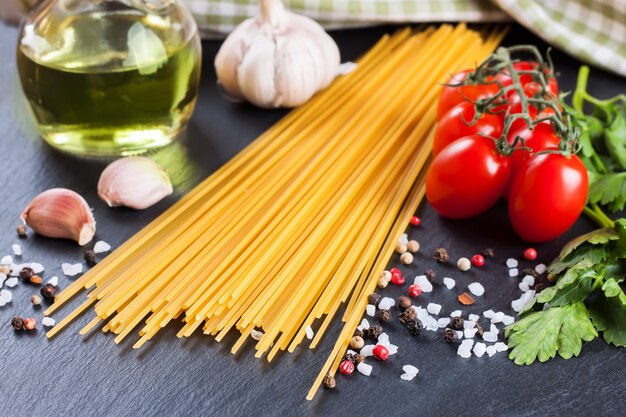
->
[0,22,624,417]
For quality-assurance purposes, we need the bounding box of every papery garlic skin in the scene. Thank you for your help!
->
[98,157,173,210]
[215,0,340,108]
[21,188,96,246]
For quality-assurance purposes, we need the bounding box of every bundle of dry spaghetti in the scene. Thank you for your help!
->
[44,24,504,399]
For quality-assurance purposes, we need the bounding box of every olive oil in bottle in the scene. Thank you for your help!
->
[17,0,202,157]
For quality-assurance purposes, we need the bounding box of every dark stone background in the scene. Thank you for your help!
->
[0,22,624,417]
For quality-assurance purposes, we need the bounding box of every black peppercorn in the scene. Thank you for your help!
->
[522,268,538,277]
[40,284,56,300]
[398,308,417,324]
[482,248,495,258]
[450,316,464,330]
[474,322,484,337]
[342,352,356,364]
[424,268,436,283]
[353,329,364,338]
[322,374,336,390]
[354,354,365,364]
[442,328,457,343]
[433,247,449,263]
[378,309,392,324]
[11,316,24,331]
[534,282,546,292]
[365,325,383,340]
[397,296,412,311]
[406,318,423,335]
[84,250,97,266]
[19,267,34,281]
[16,224,27,238]
[367,293,381,307]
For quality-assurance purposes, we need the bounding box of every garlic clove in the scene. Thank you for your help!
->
[98,157,173,210]
[21,188,96,246]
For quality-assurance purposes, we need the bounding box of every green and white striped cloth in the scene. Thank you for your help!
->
[184,0,626,77]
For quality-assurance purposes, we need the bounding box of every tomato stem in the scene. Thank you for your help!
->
[583,203,615,229]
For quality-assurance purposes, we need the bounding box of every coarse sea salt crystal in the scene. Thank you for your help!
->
[522,275,535,286]
[483,309,495,319]
[464,320,476,330]
[468,282,485,296]
[42,317,56,327]
[346,349,357,355]
[469,314,480,322]
[413,275,433,293]
[305,325,314,340]
[491,312,505,324]
[511,290,536,313]
[5,277,18,288]
[0,273,5,286]
[251,329,264,340]
[1,255,13,265]
[399,233,408,246]
[94,240,112,253]
[401,365,419,381]
[535,263,547,274]
[11,244,21,256]
[464,328,477,339]
[508,268,519,277]
[482,331,498,343]
[443,277,455,289]
[486,345,498,357]
[366,304,376,317]
[0,289,12,303]
[519,282,530,292]
[424,316,439,332]
[490,324,500,335]
[437,318,451,328]
[62,263,83,276]
[450,310,462,317]
[357,362,372,376]
[378,333,390,347]
[506,258,518,268]
[495,342,509,352]
[457,339,474,358]
[387,344,399,355]
[361,345,375,357]
[455,330,464,339]
[378,297,395,311]
[47,276,59,286]
[357,318,370,331]
[473,342,486,357]
[427,303,442,315]
[502,315,515,326]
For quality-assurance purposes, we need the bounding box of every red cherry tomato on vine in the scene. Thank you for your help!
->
[508,153,588,242]
[437,70,501,120]
[426,135,511,219]
[502,123,561,198]
[434,102,503,156]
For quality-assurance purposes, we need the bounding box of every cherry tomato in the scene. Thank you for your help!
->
[426,135,511,219]
[508,153,588,242]
[437,70,501,120]
[502,123,561,198]
[434,102,503,156]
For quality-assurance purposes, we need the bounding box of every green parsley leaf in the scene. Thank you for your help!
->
[587,172,626,213]
[506,302,597,365]
[588,283,626,347]
[603,109,626,170]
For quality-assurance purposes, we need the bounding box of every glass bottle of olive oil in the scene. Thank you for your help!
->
[17,0,202,157]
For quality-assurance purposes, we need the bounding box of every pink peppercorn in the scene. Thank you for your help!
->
[407,284,422,297]
[471,254,485,267]
[391,274,405,286]
[410,216,421,226]
[524,248,537,261]
[339,360,355,375]
[372,344,389,361]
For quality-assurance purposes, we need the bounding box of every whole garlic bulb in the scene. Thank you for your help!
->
[98,157,173,210]
[215,0,340,108]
